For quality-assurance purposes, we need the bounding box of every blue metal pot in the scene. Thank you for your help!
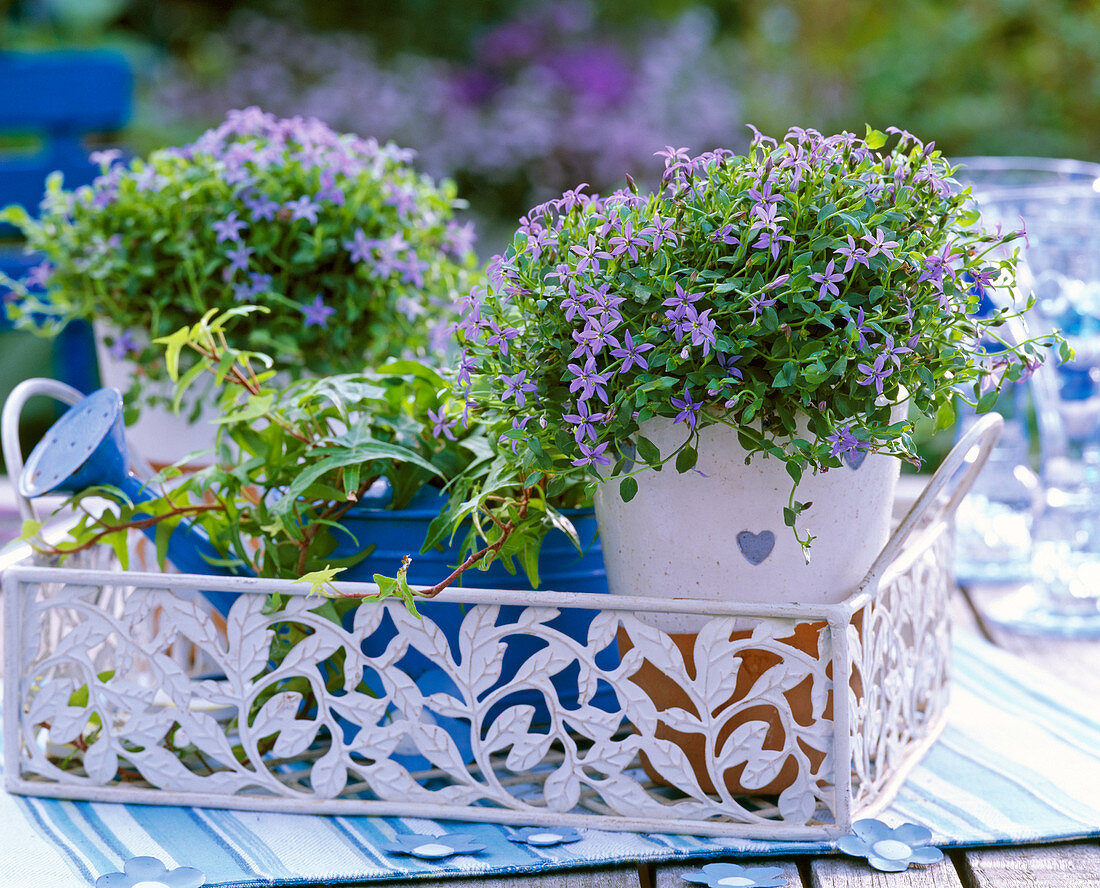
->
[331,483,618,766]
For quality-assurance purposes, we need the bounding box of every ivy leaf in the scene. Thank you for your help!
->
[292,565,346,596]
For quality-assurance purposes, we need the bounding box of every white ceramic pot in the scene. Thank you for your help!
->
[94,323,219,467]
[593,411,904,622]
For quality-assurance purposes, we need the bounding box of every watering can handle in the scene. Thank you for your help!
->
[857,411,1004,593]
[2,378,87,523]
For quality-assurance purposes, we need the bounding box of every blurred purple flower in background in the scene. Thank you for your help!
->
[301,295,335,327]
[148,2,744,243]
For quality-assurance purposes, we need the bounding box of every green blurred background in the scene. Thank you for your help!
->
[2,0,1098,471]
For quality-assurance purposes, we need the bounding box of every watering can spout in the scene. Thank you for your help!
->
[18,387,245,614]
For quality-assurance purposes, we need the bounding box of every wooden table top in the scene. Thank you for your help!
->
[360,586,1100,888]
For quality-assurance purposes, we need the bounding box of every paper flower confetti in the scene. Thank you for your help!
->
[837,819,944,872]
[507,826,584,846]
[682,862,787,887]
[381,832,486,859]
[95,856,205,888]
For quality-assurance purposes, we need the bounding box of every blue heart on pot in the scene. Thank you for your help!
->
[737,530,775,565]
[844,448,868,470]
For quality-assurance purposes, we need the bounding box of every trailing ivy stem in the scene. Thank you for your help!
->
[416,487,533,598]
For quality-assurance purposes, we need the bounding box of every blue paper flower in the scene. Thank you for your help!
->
[95,856,204,888]
[682,862,787,887]
[381,832,486,859]
[837,819,944,872]
[507,826,584,846]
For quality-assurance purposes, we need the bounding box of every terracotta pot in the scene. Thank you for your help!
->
[617,619,835,796]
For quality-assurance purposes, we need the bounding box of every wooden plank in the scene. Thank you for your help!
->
[808,856,962,887]
[954,841,1100,888]
[360,865,644,888]
[653,858,805,887]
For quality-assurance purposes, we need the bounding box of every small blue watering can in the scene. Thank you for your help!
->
[12,385,243,615]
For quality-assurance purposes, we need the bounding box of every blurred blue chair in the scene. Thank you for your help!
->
[0,49,133,392]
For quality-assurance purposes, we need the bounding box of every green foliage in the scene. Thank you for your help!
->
[457,127,1061,549]
[738,1,1100,162]
[24,309,590,602]
[0,109,475,415]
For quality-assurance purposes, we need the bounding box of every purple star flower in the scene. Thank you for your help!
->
[607,220,647,262]
[23,261,52,289]
[809,258,845,300]
[752,227,794,260]
[212,211,247,244]
[559,283,586,322]
[571,440,612,467]
[850,307,874,349]
[316,169,345,205]
[385,183,418,217]
[880,333,917,366]
[428,406,456,441]
[397,252,429,288]
[826,423,869,459]
[654,145,691,167]
[246,194,280,221]
[748,294,776,323]
[300,294,335,327]
[343,228,376,264]
[224,243,254,276]
[485,320,519,356]
[571,314,621,357]
[570,234,611,275]
[108,329,139,360]
[444,220,476,256]
[610,330,655,374]
[663,282,703,315]
[567,357,613,404]
[671,386,703,429]
[557,183,590,214]
[563,401,599,443]
[856,353,893,394]
[710,223,741,247]
[285,196,321,224]
[89,149,122,168]
[500,370,538,407]
[717,352,743,382]
[642,212,679,249]
[862,227,899,260]
[682,306,718,355]
[836,234,870,273]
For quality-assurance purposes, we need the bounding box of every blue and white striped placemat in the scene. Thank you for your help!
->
[2,633,1099,888]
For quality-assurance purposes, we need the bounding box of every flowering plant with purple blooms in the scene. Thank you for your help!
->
[0,107,475,414]
[458,126,1065,546]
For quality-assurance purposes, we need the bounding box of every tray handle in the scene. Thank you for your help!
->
[857,411,1004,594]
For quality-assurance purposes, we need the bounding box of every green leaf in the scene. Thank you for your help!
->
[976,389,999,414]
[864,125,887,149]
[154,520,173,571]
[675,445,698,473]
[292,565,346,596]
[620,475,638,502]
[635,435,661,465]
[155,327,192,382]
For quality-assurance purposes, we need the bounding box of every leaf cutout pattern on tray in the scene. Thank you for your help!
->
[10,541,951,833]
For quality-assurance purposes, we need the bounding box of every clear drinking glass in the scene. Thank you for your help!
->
[969,185,1100,636]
